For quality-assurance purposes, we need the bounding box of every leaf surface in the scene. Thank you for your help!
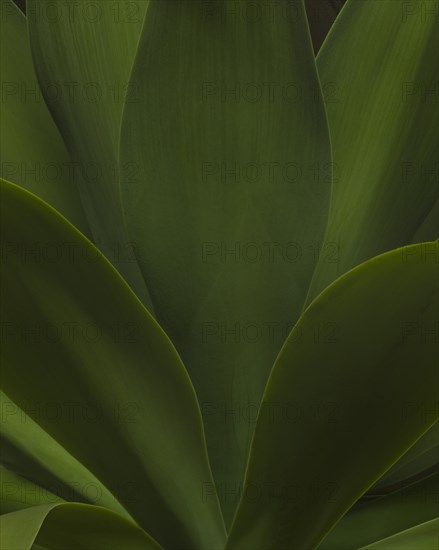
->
[0,178,226,550]
[306,0,438,303]
[369,423,439,494]
[305,0,346,53]
[0,391,130,519]
[227,243,439,549]
[0,0,89,234]
[26,0,153,310]
[318,473,439,549]
[358,518,439,550]
[120,0,331,523]
[1,467,63,514]
[0,503,162,550]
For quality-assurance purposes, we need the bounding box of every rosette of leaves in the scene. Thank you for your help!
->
[0,0,437,549]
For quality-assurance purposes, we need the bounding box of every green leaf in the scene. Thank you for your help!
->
[0,178,226,550]
[358,518,439,550]
[305,0,346,53]
[306,0,438,303]
[26,0,154,311]
[306,0,439,490]
[411,201,439,244]
[0,0,89,235]
[369,423,439,494]
[0,503,162,550]
[318,472,439,549]
[0,391,131,519]
[120,0,331,524]
[226,243,438,549]
[1,467,63,514]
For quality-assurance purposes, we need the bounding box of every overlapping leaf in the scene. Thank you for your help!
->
[1,0,436,546]
[0,391,130,519]
[26,0,153,310]
[0,178,226,549]
[318,472,439,549]
[358,518,439,550]
[306,0,439,303]
[0,0,89,235]
[120,0,331,524]
[227,243,438,549]
[370,423,439,494]
[1,467,63,514]
[0,503,161,550]
[305,0,347,53]
[305,0,439,506]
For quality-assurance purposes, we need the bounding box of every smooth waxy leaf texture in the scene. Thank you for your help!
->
[0,503,162,550]
[318,473,439,549]
[0,179,226,549]
[26,0,153,310]
[306,0,439,303]
[0,0,89,235]
[370,423,439,494]
[0,391,130,518]
[227,243,438,549]
[1,467,63,514]
[358,518,439,550]
[120,0,331,523]
[306,0,439,502]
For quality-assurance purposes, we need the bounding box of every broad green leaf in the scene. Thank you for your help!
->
[305,0,346,53]
[306,0,439,490]
[0,0,89,235]
[120,0,331,524]
[1,467,63,514]
[318,472,439,549]
[26,0,154,311]
[0,503,162,550]
[358,518,439,550]
[369,423,439,494]
[0,179,226,550]
[0,391,131,519]
[227,243,438,549]
[306,0,438,303]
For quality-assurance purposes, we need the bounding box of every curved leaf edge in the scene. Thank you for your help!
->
[358,517,439,550]
[227,241,438,540]
[0,177,223,532]
[0,502,163,550]
[0,177,199,411]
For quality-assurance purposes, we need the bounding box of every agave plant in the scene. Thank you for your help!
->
[0,0,438,548]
